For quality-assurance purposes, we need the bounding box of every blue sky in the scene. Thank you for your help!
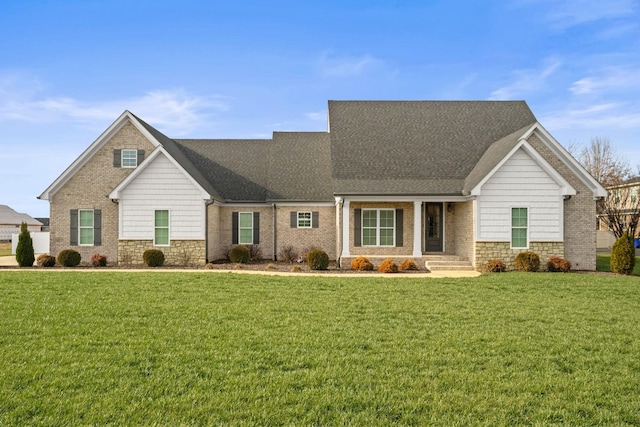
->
[1,0,639,218]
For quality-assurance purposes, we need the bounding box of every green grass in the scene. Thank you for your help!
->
[1,272,640,425]
[597,253,640,275]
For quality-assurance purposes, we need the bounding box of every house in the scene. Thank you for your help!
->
[38,100,607,270]
[0,205,43,241]
[597,176,640,245]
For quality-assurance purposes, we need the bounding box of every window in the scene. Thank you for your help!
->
[154,210,169,246]
[362,209,395,246]
[297,212,312,228]
[632,187,638,203]
[79,209,94,245]
[511,207,528,248]
[238,212,253,244]
[121,149,138,167]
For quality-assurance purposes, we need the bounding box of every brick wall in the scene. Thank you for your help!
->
[451,201,476,264]
[349,202,414,257]
[210,205,275,261]
[118,239,206,266]
[49,121,156,264]
[275,206,336,260]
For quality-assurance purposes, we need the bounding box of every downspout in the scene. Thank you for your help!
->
[335,197,343,268]
[205,199,215,263]
[272,203,277,261]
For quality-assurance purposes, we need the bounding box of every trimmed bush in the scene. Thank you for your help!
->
[36,254,56,268]
[58,249,81,267]
[547,256,571,273]
[143,249,165,267]
[611,232,636,275]
[486,259,506,273]
[378,258,398,273]
[229,245,250,263]
[351,256,374,271]
[399,259,418,271]
[15,222,35,267]
[90,253,107,267]
[514,251,540,272]
[307,249,329,270]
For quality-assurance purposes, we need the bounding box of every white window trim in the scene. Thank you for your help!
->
[238,212,253,245]
[121,149,138,168]
[510,207,529,249]
[297,211,312,228]
[362,208,395,247]
[78,209,94,246]
[154,209,170,246]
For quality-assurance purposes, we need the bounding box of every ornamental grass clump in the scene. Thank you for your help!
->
[378,258,398,273]
[229,245,250,264]
[143,249,165,267]
[307,249,329,270]
[547,256,571,273]
[514,251,540,272]
[611,232,636,275]
[351,256,374,271]
[58,249,81,267]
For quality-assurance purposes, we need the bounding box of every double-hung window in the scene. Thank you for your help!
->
[511,207,528,248]
[297,212,312,228]
[79,209,94,245]
[238,212,253,244]
[154,210,169,246]
[121,149,138,168]
[362,209,395,246]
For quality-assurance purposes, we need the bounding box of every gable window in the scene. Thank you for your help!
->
[79,209,94,245]
[511,207,528,248]
[297,212,312,228]
[362,209,395,246]
[154,210,169,246]
[121,149,138,168]
[238,212,254,244]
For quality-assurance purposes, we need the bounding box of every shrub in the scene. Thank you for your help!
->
[229,245,250,263]
[290,264,302,272]
[278,245,298,263]
[307,249,329,270]
[15,222,35,267]
[378,258,398,273]
[36,254,56,268]
[90,253,107,267]
[611,232,636,275]
[143,249,165,267]
[486,259,506,273]
[399,259,418,271]
[351,256,374,271]
[58,249,81,267]
[246,244,262,261]
[514,251,540,272]
[547,256,571,273]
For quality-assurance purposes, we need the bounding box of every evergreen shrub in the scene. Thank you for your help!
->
[611,232,636,275]
[486,259,506,273]
[143,249,165,267]
[58,249,81,267]
[514,251,540,272]
[15,222,35,267]
[229,245,250,263]
[307,249,329,270]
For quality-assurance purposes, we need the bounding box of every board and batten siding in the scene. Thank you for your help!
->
[477,148,563,242]
[118,153,206,240]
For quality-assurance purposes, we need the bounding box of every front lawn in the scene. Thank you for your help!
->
[597,253,640,275]
[1,271,639,425]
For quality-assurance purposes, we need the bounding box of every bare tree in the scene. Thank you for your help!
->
[573,137,632,187]
[599,180,640,238]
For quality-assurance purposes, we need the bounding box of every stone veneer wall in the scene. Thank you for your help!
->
[118,240,206,266]
[475,241,564,272]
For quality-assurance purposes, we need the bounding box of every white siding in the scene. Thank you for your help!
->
[477,148,563,241]
[119,153,205,239]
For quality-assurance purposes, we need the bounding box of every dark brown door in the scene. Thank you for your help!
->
[425,203,443,252]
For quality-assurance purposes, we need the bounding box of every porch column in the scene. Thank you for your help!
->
[413,201,422,257]
[342,199,350,257]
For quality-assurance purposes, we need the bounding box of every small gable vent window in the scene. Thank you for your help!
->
[114,149,144,168]
[290,211,319,228]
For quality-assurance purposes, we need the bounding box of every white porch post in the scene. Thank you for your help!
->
[413,200,422,257]
[342,198,350,257]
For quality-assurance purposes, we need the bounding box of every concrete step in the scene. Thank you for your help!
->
[424,256,475,271]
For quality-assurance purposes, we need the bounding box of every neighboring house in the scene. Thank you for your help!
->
[39,101,607,270]
[0,205,42,241]
[597,176,640,239]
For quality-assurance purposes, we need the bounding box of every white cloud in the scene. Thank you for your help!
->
[489,58,562,100]
[514,0,637,29]
[0,74,229,136]
[541,102,640,130]
[570,67,640,95]
[317,51,381,78]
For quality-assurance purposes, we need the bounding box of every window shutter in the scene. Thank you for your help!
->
[94,209,102,246]
[70,209,78,246]
[113,149,121,167]
[137,150,145,165]
[312,211,319,228]
[395,209,403,247]
[253,212,260,244]
[290,211,297,228]
[232,212,238,244]
[354,208,361,247]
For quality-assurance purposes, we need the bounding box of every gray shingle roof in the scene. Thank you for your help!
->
[328,100,537,195]
[0,205,42,226]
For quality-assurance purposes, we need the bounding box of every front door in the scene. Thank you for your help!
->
[425,203,443,252]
